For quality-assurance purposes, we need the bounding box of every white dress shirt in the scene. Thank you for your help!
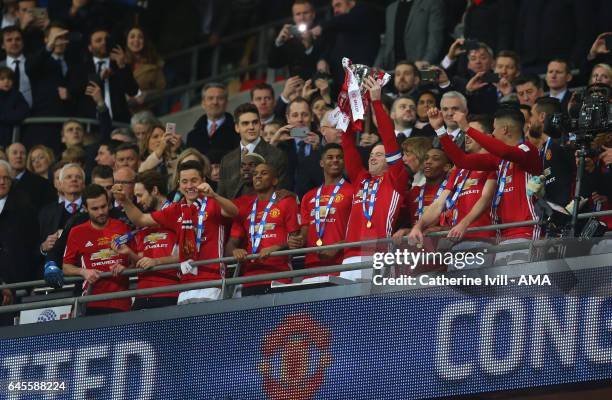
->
[7,54,32,106]
[0,196,6,214]
[93,56,112,117]
[241,137,261,154]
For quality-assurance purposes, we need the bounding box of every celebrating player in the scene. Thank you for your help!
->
[226,163,301,296]
[428,106,542,264]
[62,184,132,315]
[112,160,238,304]
[111,170,180,310]
[340,76,411,278]
[299,143,353,275]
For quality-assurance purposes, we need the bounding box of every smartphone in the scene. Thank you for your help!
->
[290,127,308,138]
[419,69,439,82]
[481,71,500,84]
[605,35,612,52]
[165,122,176,135]
[462,38,480,52]
[289,24,307,36]
[87,72,102,86]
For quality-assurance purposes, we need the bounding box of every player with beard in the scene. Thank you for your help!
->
[399,117,498,269]
[233,152,266,209]
[526,97,574,206]
[111,170,180,310]
[298,144,353,273]
[340,77,411,279]
[113,160,238,304]
[227,163,301,296]
[62,184,132,315]
[430,106,542,265]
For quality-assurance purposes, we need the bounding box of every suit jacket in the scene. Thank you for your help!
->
[0,188,39,283]
[185,112,240,158]
[68,58,139,123]
[278,139,324,198]
[13,170,56,212]
[217,139,288,199]
[38,200,82,248]
[376,0,444,69]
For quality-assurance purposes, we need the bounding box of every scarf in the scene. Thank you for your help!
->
[179,201,198,260]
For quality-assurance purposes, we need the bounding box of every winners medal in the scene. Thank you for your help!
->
[314,179,345,247]
[366,221,372,228]
[362,177,380,229]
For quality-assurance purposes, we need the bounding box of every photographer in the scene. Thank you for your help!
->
[527,97,575,207]
[578,135,612,230]
[268,0,321,79]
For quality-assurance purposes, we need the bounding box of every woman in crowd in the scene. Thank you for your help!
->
[311,96,332,127]
[125,26,167,111]
[138,123,182,178]
[168,148,211,201]
[415,91,438,129]
[26,145,55,180]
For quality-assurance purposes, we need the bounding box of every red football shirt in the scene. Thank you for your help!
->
[231,194,301,286]
[341,100,410,259]
[406,181,445,227]
[151,199,228,283]
[63,218,131,311]
[300,181,354,268]
[131,227,179,298]
[442,169,496,239]
[440,127,542,239]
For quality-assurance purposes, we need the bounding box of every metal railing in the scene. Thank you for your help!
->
[1,209,611,316]
[11,117,130,144]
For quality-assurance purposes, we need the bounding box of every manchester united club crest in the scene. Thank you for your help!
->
[259,313,332,400]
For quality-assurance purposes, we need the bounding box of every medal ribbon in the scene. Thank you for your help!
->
[417,176,448,218]
[492,160,511,223]
[361,177,381,226]
[249,192,277,254]
[315,179,345,242]
[195,196,209,252]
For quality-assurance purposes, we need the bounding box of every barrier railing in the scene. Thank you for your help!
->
[1,209,611,316]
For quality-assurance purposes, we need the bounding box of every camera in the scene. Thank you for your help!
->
[544,84,612,143]
[419,69,439,82]
[289,24,307,37]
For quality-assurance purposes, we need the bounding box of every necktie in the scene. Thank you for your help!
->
[297,141,307,159]
[55,56,67,77]
[96,60,105,77]
[69,202,77,214]
[13,59,20,91]
[209,120,217,137]
[241,147,249,159]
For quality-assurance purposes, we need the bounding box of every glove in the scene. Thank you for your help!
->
[527,175,546,198]
[44,261,64,288]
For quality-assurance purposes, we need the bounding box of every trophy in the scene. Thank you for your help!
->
[329,58,390,133]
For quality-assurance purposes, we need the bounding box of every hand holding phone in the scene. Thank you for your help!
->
[290,127,308,138]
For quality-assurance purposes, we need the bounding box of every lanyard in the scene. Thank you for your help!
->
[361,176,381,227]
[417,176,448,219]
[492,160,511,223]
[194,197,209,252]
[314,179,344,245]
[445,169,470,211]
[249,192,277,254]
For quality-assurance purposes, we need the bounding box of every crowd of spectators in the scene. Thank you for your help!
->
[1,0,612,318]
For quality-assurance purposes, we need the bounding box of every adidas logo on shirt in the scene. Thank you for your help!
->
[85,241,94,247]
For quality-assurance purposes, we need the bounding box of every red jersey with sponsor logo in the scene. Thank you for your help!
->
[406,182,444,227]
[63,218,131,311]
[341,100,410,259]
[151,199,228,283]
[231,195,300,286]
[440,127,542,239]
[442,169,496,239]
[131,227,179,297]
[300,181,354,268]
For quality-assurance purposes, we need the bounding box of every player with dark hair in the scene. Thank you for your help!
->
[62,184,132,315]
[227,163,301,296]
[298,143,353,273]
[429,105,542,264]
[112,160,238,304]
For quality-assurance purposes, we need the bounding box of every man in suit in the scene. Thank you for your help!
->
[6,142,56,211]
[273,97,323,197]
[1,26,33,108]
[186,83,240,158]
[376,0,444,70]
[391,96,433,143]
[311,0,383,94]
[39,163,85,256]
[0,159,39,286]
[268,0,321,79]
[218,103,288,199]
[68,26,139,123]
[438,91,468,148]
[545,59,573,112]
